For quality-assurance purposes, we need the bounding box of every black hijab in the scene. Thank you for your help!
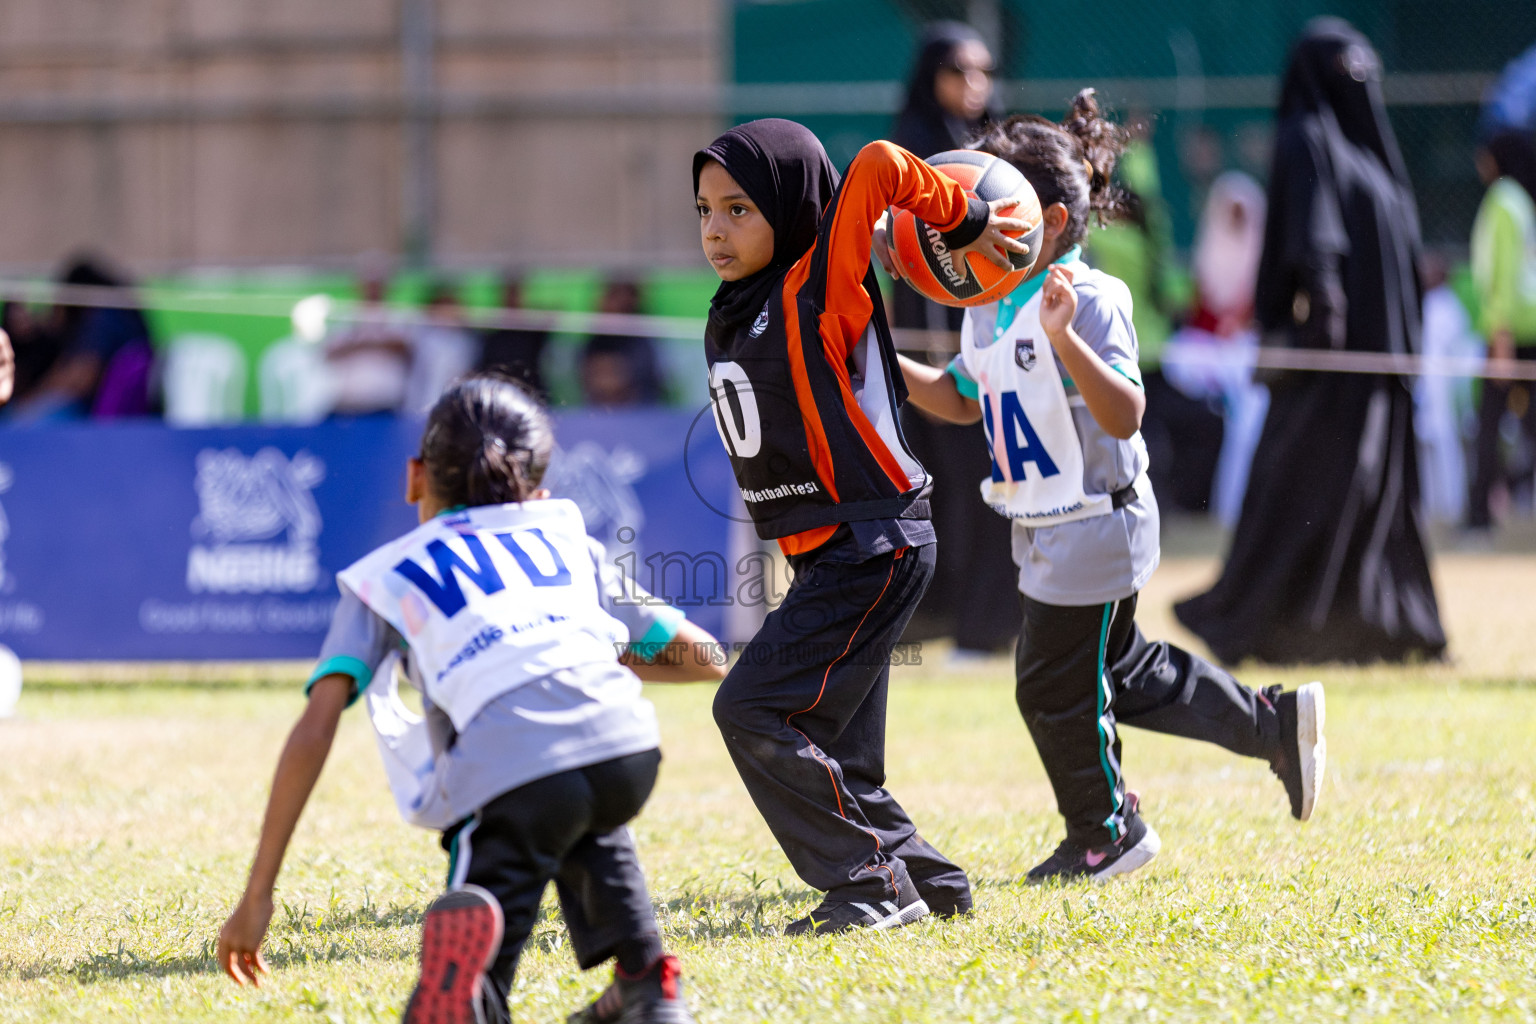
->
[892,22,998,159]
[693,117,908,403]
[693,118,839,342]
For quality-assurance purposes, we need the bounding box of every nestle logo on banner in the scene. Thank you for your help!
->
[0,461,44,634]
[186,448,326,594]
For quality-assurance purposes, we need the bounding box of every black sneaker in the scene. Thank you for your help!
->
[1025,808,1161,885]
[1272,681,1326,821]
[918,886,973,920]
[402,885,504,1024]
[566,954,694,1024]
[783,874,930,936]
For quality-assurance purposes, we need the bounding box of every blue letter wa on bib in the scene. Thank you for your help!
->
[964,259,1116,526]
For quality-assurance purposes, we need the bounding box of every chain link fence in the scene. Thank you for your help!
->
[730,0,1536,255]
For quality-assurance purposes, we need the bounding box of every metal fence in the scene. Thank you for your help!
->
[728,0,1536,254]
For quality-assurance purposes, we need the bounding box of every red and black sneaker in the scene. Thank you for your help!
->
[566,954,695,1024]
[402,885,505,1024]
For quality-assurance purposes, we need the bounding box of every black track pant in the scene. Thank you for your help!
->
[712,542,970,905]
[440,750,662,1024]
[1467,347,1536,529]
[1015,593,1281,850]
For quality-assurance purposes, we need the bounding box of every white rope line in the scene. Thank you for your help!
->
[4,279,1534,381]
[890,328,1536,382]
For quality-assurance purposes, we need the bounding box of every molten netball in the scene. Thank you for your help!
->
[889,149,1042,307]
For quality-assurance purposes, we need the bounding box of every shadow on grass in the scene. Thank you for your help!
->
[5,903,429,984]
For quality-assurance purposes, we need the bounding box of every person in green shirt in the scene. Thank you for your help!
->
[1467,129,1536,530]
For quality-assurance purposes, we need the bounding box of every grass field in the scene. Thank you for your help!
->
[2,544,1534,1023]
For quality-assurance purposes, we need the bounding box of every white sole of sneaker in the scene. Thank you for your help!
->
[1092,824,1161,883]
[855,898,931,931]
[1297,681,1326,822]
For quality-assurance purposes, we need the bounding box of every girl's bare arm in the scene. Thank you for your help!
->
[896,353,982,425]
[216,675,350,986]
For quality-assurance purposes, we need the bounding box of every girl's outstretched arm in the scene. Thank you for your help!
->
[896,353,981,424]
[1038,266,1145,439]
[816,141,1028,359]
[216,675,350,986]
[622,619,729,683]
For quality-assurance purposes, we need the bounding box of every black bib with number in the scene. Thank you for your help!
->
[704,279,927,540]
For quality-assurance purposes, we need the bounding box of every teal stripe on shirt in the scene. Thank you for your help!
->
[628,607,687,662]
[306,654,372,707]
[945,357,981,400]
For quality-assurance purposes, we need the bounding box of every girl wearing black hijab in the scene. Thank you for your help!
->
[1175,19,1447,664]
[694,118,1025,934]
[890,23,1021,659]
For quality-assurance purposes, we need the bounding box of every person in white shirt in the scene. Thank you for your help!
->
[217,374,722,1024]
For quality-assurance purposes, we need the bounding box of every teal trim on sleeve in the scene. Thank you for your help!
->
[628,606,687,662]
[946,359,980,400]
[306,655,373,708]
[1109,361,1144,388]
[995,244,1083,339]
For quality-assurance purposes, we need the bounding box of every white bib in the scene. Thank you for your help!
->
[363,652,457,829]
[338,499,624,735]
[963,260,1120,526]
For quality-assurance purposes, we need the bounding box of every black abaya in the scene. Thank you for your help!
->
[890,23,1016,653]
[1175,19,1446,664]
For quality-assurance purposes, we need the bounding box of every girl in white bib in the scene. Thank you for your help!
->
[217,375,723,1024]
[883,90,1328,885]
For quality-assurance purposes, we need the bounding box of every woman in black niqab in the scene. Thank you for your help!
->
[1175,18,1447,665]
[893,22,1000,162]
[889,24,1018,657]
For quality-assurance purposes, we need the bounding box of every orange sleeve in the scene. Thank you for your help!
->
[814,140,977,361]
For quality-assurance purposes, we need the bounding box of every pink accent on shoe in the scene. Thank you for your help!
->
[1084,847,1109,868]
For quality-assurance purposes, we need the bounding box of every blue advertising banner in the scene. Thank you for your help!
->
[0,409,740,660]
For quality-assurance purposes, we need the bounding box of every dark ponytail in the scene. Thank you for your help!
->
[419,374,554,508]
[971,88,1129,249]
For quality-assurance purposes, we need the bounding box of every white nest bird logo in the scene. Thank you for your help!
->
[187,448,327,593]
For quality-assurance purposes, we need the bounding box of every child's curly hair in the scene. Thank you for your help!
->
[970,89,1130,249]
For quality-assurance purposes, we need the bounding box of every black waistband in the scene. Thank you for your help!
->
[1110,483,1138,510]
[753,495,931,540]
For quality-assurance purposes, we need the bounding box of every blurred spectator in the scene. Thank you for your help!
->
[1480,41,1536,140]
[1466,128,1536,529]
[11,255,155,419]
[1176,18,1446,664]
[477,273,548,397]
[404,280,480,415]
[0,301,63,408]
[578,278,663,408]
[325,269,412,416]
[892,21,999,162]
[890,21,1016,659]
[1416,253,1480,525]
[1087,137,1209,512]
[1159,171,1270,524]
[0,329,12,406]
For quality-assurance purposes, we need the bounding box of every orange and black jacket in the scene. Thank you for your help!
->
[704,140,988,555]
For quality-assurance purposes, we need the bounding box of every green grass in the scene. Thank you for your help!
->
[3,550,1536,1022]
